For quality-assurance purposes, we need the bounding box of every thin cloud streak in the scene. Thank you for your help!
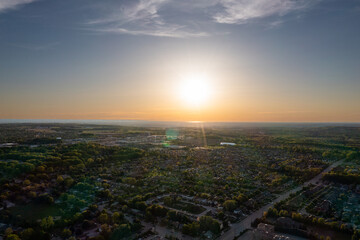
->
[213,0,315,24]
[96,27,209,38]
[86,0,193,38]
[0,0,38,13]
[86,0,320,38]
[86,0,209,38]
[87,0,167,25]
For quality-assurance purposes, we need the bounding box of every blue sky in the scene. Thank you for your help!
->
[0,0,359,121]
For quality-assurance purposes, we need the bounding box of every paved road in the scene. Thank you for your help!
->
[220,159,345,240]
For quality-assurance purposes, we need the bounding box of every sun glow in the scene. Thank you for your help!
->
[179,73,212,107]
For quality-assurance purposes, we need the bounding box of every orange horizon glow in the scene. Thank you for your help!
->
[1,55,359,123]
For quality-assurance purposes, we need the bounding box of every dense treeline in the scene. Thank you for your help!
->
[0,143,145,240]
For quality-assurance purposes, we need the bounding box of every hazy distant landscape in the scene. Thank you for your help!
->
[0,123,360,240]
[1,120,360,128]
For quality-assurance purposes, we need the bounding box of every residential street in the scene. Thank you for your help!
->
[220,159,345,240]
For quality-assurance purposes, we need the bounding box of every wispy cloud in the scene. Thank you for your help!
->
[96,27,209,38]
[0,0,38,13]
[87,0,167,25]
[86,0,209,38]
[86,0,319,38]
[214,0,315,24]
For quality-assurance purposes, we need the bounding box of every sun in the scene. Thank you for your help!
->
[179,73,212,107]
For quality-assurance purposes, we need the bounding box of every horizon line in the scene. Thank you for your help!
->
[0,119,360,124]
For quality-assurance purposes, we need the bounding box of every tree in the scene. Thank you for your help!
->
[135,201,147,211]
[318,218,325,225]
[23,179,31,185]
[182,222,200,237]
[147,205,168,217]
[5,227,13,236]
[38,194,54,204]
[112,212,124,224]
[7,234,21,240]
[28,191,37,198]
[57,175,64,183]
[100,224,111,239]
[122,205,128,212]
[223,200,237,212]
[21,228,35,240]
[37,166,45,172]
[99,189,112,199]
[267,207,278,217]
[123,177,136,185]
[87,158,94,164]
[99,213,109,224]
[89,204,98,212]
[40,216,54,230]
[199,216,221,234]
[111,224,132,239]
[164,196,173,206]
[21,162,35,173]
[61,229,72,238]
[279,210,288,217]
[64,177,74,187]
[236,193,246,203]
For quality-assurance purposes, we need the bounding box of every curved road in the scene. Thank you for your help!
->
[220,159,345,240]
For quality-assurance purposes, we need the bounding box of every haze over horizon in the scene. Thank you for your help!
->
[1,0,360,122]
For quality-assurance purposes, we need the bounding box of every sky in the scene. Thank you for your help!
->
[0,0,359,122]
